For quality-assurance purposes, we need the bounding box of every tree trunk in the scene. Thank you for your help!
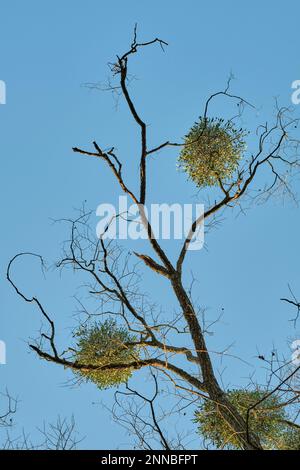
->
[171,274,262,450]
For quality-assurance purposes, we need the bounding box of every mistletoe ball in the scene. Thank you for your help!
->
[73,319,138,389]
[178,117,247,187]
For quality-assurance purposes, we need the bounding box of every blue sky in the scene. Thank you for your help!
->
[1,0,300,449]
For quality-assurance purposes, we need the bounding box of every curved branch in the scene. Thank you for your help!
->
[29,345,206,393]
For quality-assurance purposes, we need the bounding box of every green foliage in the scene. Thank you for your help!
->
[178,117,247,188]
[73,319,138,390]
[280,428,300,450]
[194,389,299,450]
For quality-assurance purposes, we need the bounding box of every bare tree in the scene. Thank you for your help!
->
[281,286,300,327]
[0,391,17,429]
[0,392,81,449]
[2,416,81,450]
[7,27,300,450]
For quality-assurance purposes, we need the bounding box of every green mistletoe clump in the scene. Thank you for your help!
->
[179,117,247,187]
[195,388,300,450]
[73,319,138,389]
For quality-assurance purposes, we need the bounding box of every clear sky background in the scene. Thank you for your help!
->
[1,0,300,449]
